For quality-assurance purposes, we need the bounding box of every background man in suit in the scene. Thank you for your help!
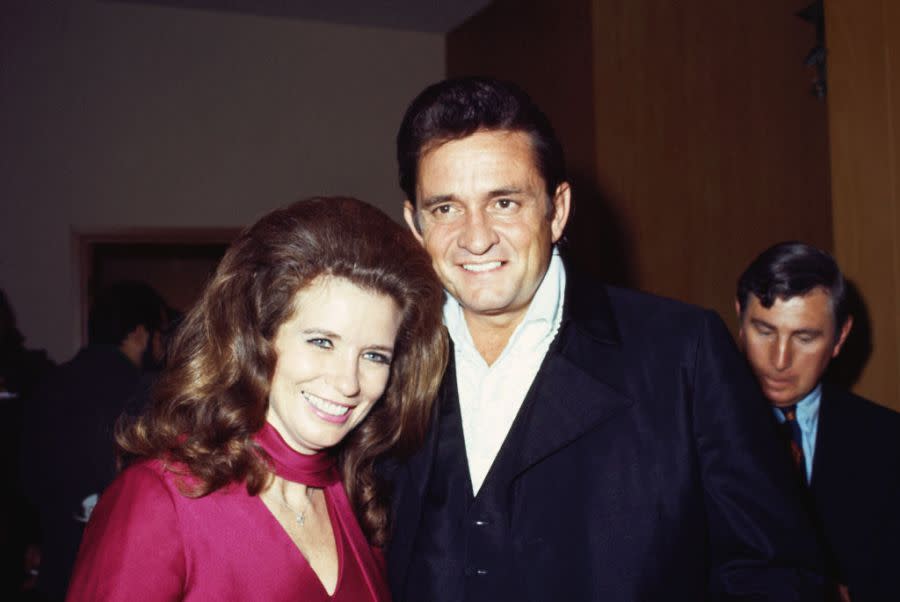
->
[386,76,822,601]
[736,241,900,602]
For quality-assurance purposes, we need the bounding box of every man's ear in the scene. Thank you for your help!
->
[403,200,425,244]
[550,182,572,244]
[734,299,746,348]
[832,315,854,358]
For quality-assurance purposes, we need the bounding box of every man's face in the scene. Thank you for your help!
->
[737,287,852,407]
[403,130,570,327]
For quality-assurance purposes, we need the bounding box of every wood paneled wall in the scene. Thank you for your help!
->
[448,0,832,330]
[826,0,900,410]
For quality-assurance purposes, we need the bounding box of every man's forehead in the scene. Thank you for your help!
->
[418,130,538,171]
[746,288,835,327]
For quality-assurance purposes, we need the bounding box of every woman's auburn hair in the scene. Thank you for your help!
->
[116,197,448,546]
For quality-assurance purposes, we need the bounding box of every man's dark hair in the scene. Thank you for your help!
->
[88,280,166,346]
[736,241,849,330]
[397,76,566,202]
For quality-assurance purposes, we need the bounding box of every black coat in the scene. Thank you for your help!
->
[386,274,823,601]
[809,385,900,601]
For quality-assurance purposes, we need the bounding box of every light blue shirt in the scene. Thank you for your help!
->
[772,384,821,481]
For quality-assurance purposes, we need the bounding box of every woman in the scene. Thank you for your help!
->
[66,197,447,601]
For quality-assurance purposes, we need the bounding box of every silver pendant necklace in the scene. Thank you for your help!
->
[274,490,311,526]
[272,492,312,527]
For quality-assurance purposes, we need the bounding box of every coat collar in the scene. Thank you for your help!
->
[561,265,622,348]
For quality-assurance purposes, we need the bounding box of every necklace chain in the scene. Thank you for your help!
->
[270,488,312,527]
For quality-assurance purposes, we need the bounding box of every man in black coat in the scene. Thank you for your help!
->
[386,76,823,601]
[736,242,900,602]
[20,281,168,601]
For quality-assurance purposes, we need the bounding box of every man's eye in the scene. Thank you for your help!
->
[496,198,515,209]
[307,338,333,349]
[433,205,452,214]
[363,351,392,365]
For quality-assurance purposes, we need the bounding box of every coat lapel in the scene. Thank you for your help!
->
[809,385,841,496]
[510,270,634,478]
[510,348,634,477]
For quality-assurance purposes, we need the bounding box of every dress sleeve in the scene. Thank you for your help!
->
[66,463,186,601]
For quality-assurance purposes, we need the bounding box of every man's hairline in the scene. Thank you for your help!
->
[739,287,848,338]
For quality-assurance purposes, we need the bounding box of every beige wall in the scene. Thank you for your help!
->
[0,0,444,361]
[826,0,900,410]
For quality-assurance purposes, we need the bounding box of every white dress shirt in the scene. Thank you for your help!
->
[443,252,566,494]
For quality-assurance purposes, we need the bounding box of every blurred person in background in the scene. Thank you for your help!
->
[0,289,54,599]
[20,280,168,601]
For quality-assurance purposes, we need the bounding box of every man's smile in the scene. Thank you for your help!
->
[461,261,503,273]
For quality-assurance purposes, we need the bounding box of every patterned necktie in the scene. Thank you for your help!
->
[779,405,808,486]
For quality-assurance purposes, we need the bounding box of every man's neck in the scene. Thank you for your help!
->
[464,308,528,366]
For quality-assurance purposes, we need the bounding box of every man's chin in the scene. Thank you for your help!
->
[764,389,801,408]
[458,297,518,319]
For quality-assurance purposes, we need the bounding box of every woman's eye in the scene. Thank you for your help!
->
[363,351,392,365]
[307,338,333,349]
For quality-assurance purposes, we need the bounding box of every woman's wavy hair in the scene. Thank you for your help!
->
[117,197,448,546]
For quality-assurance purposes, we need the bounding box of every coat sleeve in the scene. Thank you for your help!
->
[66,463,186,601]
[691,311,824,600]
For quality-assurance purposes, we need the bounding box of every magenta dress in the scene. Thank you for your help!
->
[66,424,391,601]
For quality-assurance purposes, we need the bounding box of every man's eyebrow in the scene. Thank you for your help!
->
[749,317,775,330]
[748,319,824,337]
[488,187,526,197]
[420,195,454,208]
[420,188,529,208]
[792,328,824,337]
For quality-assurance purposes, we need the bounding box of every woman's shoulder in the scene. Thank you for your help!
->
[100,459,179,510]
[108,457,204,504]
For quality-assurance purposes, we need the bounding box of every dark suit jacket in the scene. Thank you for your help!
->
[386,274,822,601]
[809,385,900,601]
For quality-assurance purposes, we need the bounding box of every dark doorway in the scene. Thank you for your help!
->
[76,229,240,344]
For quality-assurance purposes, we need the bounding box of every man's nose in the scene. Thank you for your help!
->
[771,338,792,372]
[457,210,499,254]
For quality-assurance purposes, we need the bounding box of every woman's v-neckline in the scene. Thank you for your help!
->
[258,486,345,597]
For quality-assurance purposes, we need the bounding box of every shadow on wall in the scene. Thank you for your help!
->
[825,279,872,390]
[559,170,636,289]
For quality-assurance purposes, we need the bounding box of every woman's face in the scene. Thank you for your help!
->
[266,276,402,455]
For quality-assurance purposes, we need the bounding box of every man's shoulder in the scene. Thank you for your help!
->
[568,276,716,336]
[823,384,900,430]
[604,284,707,316]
